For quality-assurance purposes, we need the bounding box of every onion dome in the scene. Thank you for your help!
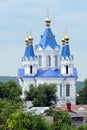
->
[25,30,33,45]
[28,35,33,43]
[64,29,70,43]
[25,32,29,45]
[45,16,51,27]
[61,37,65,45]
[45,9,51,27]
[28,30,33,44]
[64,35,70,42]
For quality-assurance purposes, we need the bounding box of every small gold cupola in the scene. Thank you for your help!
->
[28,29,33,44]
[25,32,29,45]
[45,9,51,27]
[64,29,70,43]
[61,31,65,45]
[62,37,65,45]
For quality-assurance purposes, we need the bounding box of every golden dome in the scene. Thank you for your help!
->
[28,30,33,43]
[45,16,51,22]
[25,30,33,45]
[45,9,51,27]
[62,37,65,44]
[28,35,33,43]
[25,32,29,45]
[64,29,70,42]
[25,37,28,42]
[45,16,51,27]
[64,35,70,41]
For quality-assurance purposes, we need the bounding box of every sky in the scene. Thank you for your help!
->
[0,0,87,81]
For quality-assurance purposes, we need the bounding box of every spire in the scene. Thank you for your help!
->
[61,30,71,57]
[45,9,51,27]
[61,34,65,56]
[64,29,70,57]
[24,30,35,59]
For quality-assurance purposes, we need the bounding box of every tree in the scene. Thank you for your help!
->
[76,124,87,130]
[45,107,72,130]
[0,80,23,128]
[25,83,58,106]
[45,107,72,125]
[76,78,87,104]
[6,110,52,130]
[0,98,23,128]
[0,80,22,101]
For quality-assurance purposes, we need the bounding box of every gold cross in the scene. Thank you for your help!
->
[65,29,68,36]
[26,31,29,37]
[63,31,65,37]
[46,9,49,17]
[29,29,32,36]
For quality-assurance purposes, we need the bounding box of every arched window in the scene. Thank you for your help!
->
[30,65,33,74]
[54,55,58,67]
[38,55,42,66]
[66,65,68,74]
[66,84,70,96]
[46,56,51,67]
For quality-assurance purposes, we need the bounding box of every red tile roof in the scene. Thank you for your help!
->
[58,105,87,111]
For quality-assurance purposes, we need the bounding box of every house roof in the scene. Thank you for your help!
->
[59,104,87,111]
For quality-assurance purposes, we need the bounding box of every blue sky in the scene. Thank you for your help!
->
[0,0,87,81]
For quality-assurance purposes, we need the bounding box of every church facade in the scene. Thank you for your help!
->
[18,15,78,106]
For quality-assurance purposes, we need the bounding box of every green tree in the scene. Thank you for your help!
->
[0,98,23,126]
[0,80,23,128]
[76,124,87,130]
[49,108,71,125]
[25,83,58,106]
[45,108,72,130]
[6,110,52,130]
[0,80,22,101]
[76,78,87,104]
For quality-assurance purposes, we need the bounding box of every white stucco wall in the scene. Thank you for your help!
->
[19,77,76,106]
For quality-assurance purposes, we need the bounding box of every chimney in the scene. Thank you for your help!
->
[66,102,71,111]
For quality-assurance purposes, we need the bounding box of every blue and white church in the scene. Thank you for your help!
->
[18,15,78,106]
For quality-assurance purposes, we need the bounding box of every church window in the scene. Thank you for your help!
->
[66,84,70,97]
[54,55,58,67]
[66,65,68,74]
[30,65,33,74]
[60,84,62,97]
[38,55,42,66]
[46,56,51,66]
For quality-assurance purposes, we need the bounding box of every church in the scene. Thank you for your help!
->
[18,14,78,106]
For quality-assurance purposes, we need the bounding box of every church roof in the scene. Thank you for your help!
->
[35,28,60,49]
[23,44,36,60]
[18,68,78,79]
